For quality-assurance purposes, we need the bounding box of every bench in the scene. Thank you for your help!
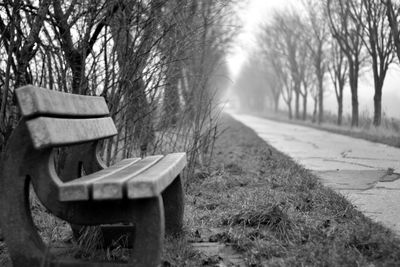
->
[0,85,186,267]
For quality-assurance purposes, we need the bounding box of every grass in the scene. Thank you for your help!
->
[185,114,400,266]
[254,108,400,148]
[1,113,400,266]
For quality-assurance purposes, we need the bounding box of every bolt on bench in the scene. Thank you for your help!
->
[0,85,186,267]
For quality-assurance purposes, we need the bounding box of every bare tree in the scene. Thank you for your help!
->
[304,0,329,124]
[265,63,282,113]
[0,0,51,144]
[0,0,239,180]
[270,10,305,119]
[327,0,365,127]
[109,0,163,157]
[262,21,294,118]
[51,0,110,95]
[384,0,400,62]
[354,0,394,126]
[299,45,315,121]
[328,40,348,125]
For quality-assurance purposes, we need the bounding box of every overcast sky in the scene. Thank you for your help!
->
[227,0,400,119]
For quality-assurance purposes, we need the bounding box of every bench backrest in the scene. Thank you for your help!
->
[16,85,117,149]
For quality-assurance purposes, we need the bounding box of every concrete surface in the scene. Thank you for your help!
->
[190,228,245,266]
[231,113,400,235]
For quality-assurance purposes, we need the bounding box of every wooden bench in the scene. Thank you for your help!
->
[0,85,186,267]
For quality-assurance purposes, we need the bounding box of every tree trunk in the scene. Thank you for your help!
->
[386,0,400,63]
[312,97,318,123]
[295,89,300,119]
[70,53,85,94]
[318,77,323,124]
[373,86,382,127]
[163,79,180,127]
[288,101,293,119]
[348,61,359,127]
[162,62,180,128]
[371,48,384,127]
[337,94,343,126]
[351,88,359,127]
[302,93,307,120]
[273,91,280,113]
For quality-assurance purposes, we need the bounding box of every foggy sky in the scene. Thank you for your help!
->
[227,0,400,119]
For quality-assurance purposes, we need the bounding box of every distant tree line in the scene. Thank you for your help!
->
[235,0,400,127]
[0,0,238,177]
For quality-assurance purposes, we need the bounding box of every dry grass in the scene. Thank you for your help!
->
[185,114,400,266]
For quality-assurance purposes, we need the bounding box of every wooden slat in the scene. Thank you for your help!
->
[92,155,164,200]
[127,153,186,199]
[59,158,141,201]
[16,85,109,118]
[26,117,117,149]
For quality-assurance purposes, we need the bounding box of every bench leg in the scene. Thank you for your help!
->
[0,173,47,267]
[131,196,164,267]
[162,175,184,236]
[100,224,135,248]
[68,197,165,266]
[0,124,48,266]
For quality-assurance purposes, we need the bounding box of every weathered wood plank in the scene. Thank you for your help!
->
[16,85,109,118]
[26,117,117,149]
[127,153,186,199]
[59,158,141,201]
[92,155,164,200]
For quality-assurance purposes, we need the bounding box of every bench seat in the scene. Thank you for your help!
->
[59,153,186,201]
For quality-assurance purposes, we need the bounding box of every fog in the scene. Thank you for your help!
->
[226,0,400,120]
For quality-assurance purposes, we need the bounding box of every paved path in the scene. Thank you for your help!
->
[231,113,400,235]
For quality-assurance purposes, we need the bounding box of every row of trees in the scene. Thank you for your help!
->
[0,0,237,176]
[236,0,400,127]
